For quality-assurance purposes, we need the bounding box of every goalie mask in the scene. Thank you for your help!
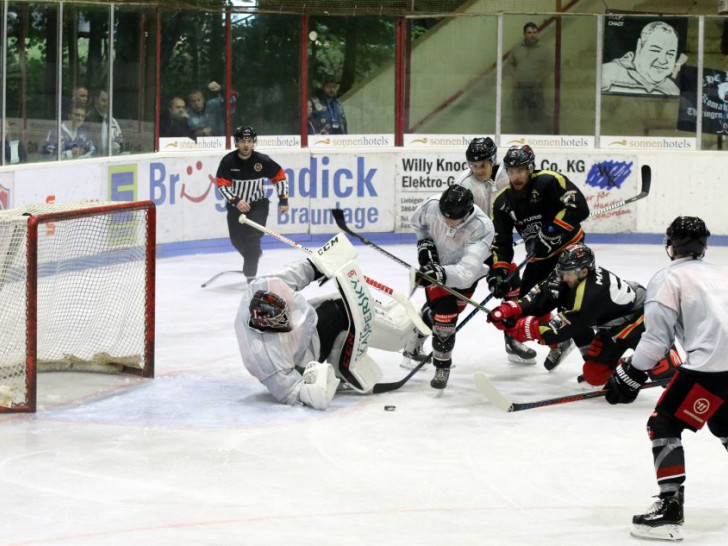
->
[664,216,710,260]
[249,290,291,331]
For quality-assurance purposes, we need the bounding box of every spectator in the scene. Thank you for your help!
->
[160,96,193,138]
[307,98,330,135]
[42,103,95,160]
[86,89,124,156]
[62,86,89,119]
[507,22,554,134]
[602,21,683,96]
[311,75,348,134]
[186,81,231,138]
[3,120,27,164]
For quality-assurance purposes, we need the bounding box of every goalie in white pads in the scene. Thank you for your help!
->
[234,234,426,409]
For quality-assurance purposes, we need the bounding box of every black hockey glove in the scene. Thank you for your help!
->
[487,267,511,299]
[605,357,648,405]
[417,237,439,267]
[416,263,446,287]
[530,230,563,259]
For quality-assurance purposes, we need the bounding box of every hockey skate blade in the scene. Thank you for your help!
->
[474,372,514,412]
[630,523,683,542]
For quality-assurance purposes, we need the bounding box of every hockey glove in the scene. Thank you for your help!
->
[487,301,523,331]
[417,237,440,267]
[528,229,563,259]
[487,267,511,299]
[416,263,446,287]
[605,357,648,405]
[505,316,541,343]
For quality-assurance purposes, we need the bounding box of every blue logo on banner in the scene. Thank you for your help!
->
[584,161,632,190]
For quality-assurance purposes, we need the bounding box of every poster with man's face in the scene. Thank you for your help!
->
[602,16,689,97]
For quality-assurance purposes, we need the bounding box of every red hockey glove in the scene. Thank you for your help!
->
[505,316,541,343]
[487,301,523,331]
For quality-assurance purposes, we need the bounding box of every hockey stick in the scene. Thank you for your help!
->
[587,163,651,217]
[372,252,532,394]
[237,214,431,336]
[473,371,669,412]
[330,208,492,315]
[513,164,652,248]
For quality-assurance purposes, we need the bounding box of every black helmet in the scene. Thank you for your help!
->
[466,137,497,163]
[665,216,710,259]
[556,243,595,274]
[439,185,474,220]
[249,290,290,331]
[503,144,535,171]
[234,125,257,144]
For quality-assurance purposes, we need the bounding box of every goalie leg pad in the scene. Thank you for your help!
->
[370,298,424,352]
[299,362,339,410]
[345,354,383,394]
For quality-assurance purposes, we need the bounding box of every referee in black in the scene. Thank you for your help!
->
[215,126,290,282]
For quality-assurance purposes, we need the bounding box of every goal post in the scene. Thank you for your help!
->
[0,200,155,413]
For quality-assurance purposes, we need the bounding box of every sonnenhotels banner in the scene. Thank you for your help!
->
[677,65,728,135]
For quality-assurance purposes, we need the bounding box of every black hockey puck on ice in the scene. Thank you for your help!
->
[384,405,396,411]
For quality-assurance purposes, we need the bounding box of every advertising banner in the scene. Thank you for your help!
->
[602,16,689,97]
[677,65,728,135]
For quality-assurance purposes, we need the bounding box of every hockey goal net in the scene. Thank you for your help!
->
[0,201,155,413]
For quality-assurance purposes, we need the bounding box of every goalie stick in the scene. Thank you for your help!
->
[331,208,493,315]
[237,214,431,337]
[473,371,669,412]
[372,253,532,394]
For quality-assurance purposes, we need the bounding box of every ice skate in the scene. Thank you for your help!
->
[504,332,536,364]
[544,338,574,371]
[400,333,429,370]
[430,367,450,389]
[631,489,684,542]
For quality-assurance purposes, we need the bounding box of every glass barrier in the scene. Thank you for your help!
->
[6,2,60,164]
[308,15,395,139]
[407,15,498,135]
[159,9,229,146]
[231,12,300,137]
[113,5,157,155]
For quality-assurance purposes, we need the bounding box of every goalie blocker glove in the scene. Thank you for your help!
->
[417,237,440,267]
[605,357,648,405]
[416,263,446,287]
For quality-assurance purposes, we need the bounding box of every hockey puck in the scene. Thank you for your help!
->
[384,405,396,411]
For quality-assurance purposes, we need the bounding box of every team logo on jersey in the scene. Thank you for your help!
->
[530,189,541,203]
[254,162,263,172]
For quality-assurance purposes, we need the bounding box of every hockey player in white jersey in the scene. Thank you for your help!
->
[234,233,428,410]
[455,137,537,365]
[407,185,494,389]
[604,216,728,542]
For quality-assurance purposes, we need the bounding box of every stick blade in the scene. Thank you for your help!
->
[474,372,514,412]
[640,164,651,195]
[330,209,347,231]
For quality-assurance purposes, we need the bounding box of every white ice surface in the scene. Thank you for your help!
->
[2,241,727,546]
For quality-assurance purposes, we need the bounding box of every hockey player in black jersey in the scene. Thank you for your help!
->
[215,126,290,282]
[488,144,589,370]
[487,243,681,384]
